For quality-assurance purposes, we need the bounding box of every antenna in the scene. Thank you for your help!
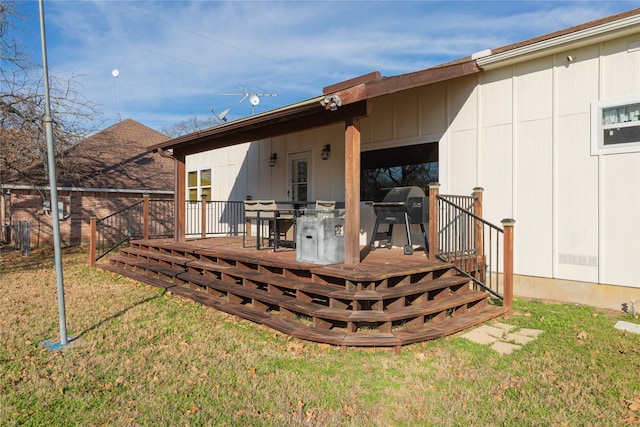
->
[112,69,121,122]
[210,107,230,123]
[221,86,278,115]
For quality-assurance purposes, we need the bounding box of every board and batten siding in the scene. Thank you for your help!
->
[448,31,640,289]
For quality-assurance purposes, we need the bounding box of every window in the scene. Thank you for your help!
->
[591,96,640,155]
[187,168,212,202]
[361,143,438,200]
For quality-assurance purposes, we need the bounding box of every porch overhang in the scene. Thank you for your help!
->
[151,97,370,157]
[150,59,480,157]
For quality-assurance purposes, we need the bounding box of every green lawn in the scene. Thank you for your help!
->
[1,247,639,426]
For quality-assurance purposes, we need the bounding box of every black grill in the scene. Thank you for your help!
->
[369,186,429,255]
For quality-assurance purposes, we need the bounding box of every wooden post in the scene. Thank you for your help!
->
[344,119,361,265]
[143,194,150,240]
[201,195,207,239]
[174,151,186,243]
[472,187,484,273]
[428,183,440,261]
[89,215,97,268]
[501,219,515,315]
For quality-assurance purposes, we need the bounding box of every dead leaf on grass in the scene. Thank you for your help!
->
[342,404,355,417]
[627,396,640,412]
[286,340,305,353]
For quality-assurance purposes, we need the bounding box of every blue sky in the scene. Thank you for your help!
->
[8,0,640,132]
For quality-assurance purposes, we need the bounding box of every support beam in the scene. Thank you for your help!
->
[143,194,150,240]
[174,151,186,243]
[428,183,440,261]
[501,219,515,315]
[89,216,96,268]
[201,195,207,239]
[473,187,484,264]
[344,119,361,265]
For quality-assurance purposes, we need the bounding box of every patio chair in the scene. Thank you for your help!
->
[243,200,276,248]
[315,200,336,218]
[272,206,296,251]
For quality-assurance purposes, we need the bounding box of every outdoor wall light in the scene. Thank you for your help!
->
[320,95,342,111]
[321,144,331,160]
[268,153,277,167]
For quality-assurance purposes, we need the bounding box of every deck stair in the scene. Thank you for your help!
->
[100,238,505,350]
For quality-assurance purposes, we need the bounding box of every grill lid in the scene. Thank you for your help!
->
[373,186,425,204]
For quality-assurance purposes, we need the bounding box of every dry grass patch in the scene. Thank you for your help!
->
[1,247,639,426]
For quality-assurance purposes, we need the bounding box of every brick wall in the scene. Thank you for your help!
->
[2,189,173,247]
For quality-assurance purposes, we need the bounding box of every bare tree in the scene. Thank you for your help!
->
[161,115,222,138]
[0,2,101,184]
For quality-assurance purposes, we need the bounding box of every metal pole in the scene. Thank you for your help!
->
[114,72,121,122]
[39,0,68,346]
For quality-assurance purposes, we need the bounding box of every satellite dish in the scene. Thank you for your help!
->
[210,107,230,123]
[249,94,259,106]
[112,69,119,77]
[218,108,230,121]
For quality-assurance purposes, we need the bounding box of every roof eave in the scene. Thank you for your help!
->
[476,9,640,70]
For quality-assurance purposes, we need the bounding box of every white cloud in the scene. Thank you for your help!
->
[15,0,640,130]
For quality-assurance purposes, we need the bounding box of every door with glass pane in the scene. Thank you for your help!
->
[290,152,311,203]
[186,168,211,235]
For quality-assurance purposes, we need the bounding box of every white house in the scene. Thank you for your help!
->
[166,8,640,311]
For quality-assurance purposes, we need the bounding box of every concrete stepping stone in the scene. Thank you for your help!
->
[492,341,522,355]
[460,322,544,354]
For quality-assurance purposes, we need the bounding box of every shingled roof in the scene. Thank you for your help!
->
[7,119,174,193]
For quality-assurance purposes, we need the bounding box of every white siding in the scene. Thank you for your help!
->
[600,154,640,287]
[514,119,553,277]
[444,30,640,290]
[598,35,640,288]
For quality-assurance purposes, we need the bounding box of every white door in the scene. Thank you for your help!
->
[289,151,311,203]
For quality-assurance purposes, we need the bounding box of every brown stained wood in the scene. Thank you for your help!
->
[344,119,361,265]
[174,151,186,243]
[393,305,506,345]
[120,247,190,266]
[101,237,505,348]
[322,71,382,95]
[100,263,175,290]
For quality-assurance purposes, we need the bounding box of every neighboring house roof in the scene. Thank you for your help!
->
[151,7,640,157]
[5,119,174,193]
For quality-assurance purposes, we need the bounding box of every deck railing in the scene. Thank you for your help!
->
[90,197,247,265]
[429,185,514,313]
[89,196,173,265]
[185,198,245,237]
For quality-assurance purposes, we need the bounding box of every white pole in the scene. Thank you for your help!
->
[112,69,121,122]
[39,0,68,346]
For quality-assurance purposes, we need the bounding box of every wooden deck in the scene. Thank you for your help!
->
[100,236,506,351]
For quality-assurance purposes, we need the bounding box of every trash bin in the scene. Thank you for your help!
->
[296,217,345,265]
